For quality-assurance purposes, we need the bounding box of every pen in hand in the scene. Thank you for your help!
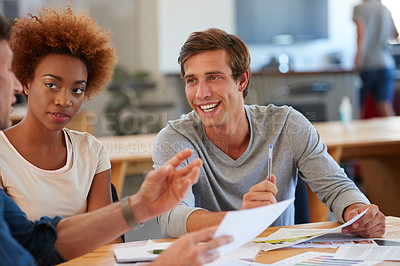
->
[267,144,273,182]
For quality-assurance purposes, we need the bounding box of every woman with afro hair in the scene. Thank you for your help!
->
[0,6,119,229]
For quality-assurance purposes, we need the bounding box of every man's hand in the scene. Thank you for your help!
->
[152,226,233,266]
[342,203,386,238]
[131,149,202,223]
[241,174,278,210]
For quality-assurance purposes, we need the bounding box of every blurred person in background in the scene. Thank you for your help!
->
[353,0,399,117]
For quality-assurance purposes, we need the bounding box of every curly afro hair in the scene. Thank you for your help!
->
[10,6,117,99]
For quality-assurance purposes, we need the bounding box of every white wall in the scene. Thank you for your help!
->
[18,0,360,74]
[158,0,235,73]
[158,0,360,73]
[249,0,360,71]
[18,0,142,74]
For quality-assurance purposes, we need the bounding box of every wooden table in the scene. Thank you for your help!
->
[314,117,400,217]
[59,216,400,265]
[99,134,156,196]
[315,117,400,161]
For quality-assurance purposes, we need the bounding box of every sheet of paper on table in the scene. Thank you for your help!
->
[205,258,268,266]
[113,240,171,263]
[291,232,377,248]
[254,208,368,251]
[270,251,381,266]
[334,245,400,261]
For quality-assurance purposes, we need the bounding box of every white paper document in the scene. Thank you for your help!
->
[223,241,262,261]
[113,240,171,263]
[206,258,268,266]
[213,198,294,256]
[270,251,381,266]
[292,232,377,248]
[334,245,400,261]
[254,209,368,251]
[204,239,264,265]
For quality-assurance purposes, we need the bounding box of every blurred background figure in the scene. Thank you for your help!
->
[353,0,399,118]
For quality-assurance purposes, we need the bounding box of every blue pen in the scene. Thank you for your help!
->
[267,144,273,181]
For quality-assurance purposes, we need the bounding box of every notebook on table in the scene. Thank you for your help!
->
[114,242,171,263]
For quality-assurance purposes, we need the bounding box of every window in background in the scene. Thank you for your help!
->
[382,0,400,41]
[0,0,19,20]
[235,0,328,45]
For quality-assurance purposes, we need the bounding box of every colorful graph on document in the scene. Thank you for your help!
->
[272,251,378,266]
[253,232,324,245]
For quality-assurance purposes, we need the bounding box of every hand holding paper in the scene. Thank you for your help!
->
[342,203,386,238]
[213,198,294,256]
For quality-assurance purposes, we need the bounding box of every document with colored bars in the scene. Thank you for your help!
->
[253,209,368,252]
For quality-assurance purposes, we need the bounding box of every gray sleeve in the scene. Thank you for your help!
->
[153,126,181,170]
[153,126,202,237]
[284,110,369,223]
[156,190,203,237]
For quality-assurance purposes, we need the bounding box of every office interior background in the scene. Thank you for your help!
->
[1,0,399,241]
[2,0,400,135]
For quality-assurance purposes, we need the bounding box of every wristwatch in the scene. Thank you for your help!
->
[120,196,143,229]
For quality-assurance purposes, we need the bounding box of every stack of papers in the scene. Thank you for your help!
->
[114,202,400,265]
[114,199,294,264]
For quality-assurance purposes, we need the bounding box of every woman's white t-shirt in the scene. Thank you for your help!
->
[0,128,111,220]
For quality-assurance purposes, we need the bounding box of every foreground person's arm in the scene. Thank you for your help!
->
[55,149,205,260]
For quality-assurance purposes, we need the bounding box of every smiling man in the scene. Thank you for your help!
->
[153,28,386,239]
